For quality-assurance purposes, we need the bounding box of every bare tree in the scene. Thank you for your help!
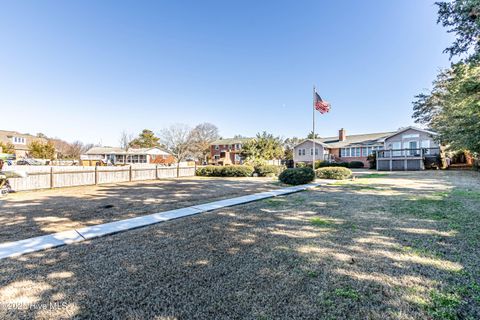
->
[159,124,194,177]
[119,130,134,150]
[190,122,220,164]
[67,141,86,159]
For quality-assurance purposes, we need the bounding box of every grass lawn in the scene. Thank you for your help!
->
[0,170,479,319]
[0,177,280,243]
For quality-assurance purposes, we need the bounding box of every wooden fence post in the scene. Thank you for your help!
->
[95,166,98,185]
[50,167,54,189]
[155,164,159,180]
[129,165,133,182]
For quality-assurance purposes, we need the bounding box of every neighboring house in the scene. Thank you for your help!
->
[210,138,253,165]
[293,127,439,170]
[81,147,174,166]
[0,130,49,158]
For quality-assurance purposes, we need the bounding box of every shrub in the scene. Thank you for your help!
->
[221,165,254,177]
[196,165,254,177]
[348,161,364,168]
[316,167,352,180]
[317,161,349,168]
[367,153,376,169]
[424,155,442,170]
[278,167,315,185]
[295,162,307,168]
[473,159,480,171]
[255,165,285,177]
[196,166,217,176]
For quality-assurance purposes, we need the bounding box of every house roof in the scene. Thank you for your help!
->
[381,126,437,141]
[294,139,330,148]
[0,130,39,139]
[85,147,170,156]
[318,131,395,148]
[211,138,253,145]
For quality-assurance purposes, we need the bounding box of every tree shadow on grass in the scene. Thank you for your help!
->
[0,178,280,243]
[0,173,479,319]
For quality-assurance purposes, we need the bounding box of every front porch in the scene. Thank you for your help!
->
[376,148,440,171]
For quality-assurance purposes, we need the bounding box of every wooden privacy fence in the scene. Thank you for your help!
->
[6,165,196,191]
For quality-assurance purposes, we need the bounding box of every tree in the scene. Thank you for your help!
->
[0,142,15,154]
[412,1,480,156]
[67,141,87,159]
[159,124,194,176]
[283,137,302,160]
[241,131,284,162]
[307,131,320,139]
[190,123,220,163]
[437,0,480,61]
[28,140,56,159]
[413,63,480,154]
[36,133,48,139]
[119,131,134,150]
[129,129,160,148]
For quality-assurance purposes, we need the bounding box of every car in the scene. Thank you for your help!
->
[16,159,43,165]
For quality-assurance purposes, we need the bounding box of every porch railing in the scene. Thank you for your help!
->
[376,148,440,159]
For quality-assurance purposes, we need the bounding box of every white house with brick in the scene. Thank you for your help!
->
[293,127,439,170]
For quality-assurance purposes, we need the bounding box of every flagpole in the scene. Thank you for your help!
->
[312,85,316,171]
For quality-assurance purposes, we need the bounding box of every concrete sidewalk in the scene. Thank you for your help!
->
[0,180,333,260]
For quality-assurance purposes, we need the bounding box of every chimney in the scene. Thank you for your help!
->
[339,128,346,141]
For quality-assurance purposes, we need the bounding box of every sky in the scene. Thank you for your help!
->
[0,0,455,146]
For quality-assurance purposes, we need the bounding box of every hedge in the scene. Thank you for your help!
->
[348,161,364,168]
[316,161,349,168]
[196,165,254,177]
[278,167,315,185]
[315,167,352,180]
[255,165,285,177]
[315,161,364,169]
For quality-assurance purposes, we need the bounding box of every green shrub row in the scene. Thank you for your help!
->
[278,167,315,185]
[254,165,285,177]
[315,167,353,180]
[315,161,364,169]
[196,165,254,177]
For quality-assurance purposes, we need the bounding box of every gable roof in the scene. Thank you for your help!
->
[382,126,437,141]
[294,139,330,148]
[318,131,395,148]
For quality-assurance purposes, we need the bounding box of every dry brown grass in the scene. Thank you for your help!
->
[0,177,280,243]
[0,170,479,319]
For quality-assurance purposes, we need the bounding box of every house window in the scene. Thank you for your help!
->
[366,147,373,156]
[352,147,360,157]
[361,147,367,156]
[341,148,351,157]
[421,140,430,148]
[298,149,302,156]
[302,149,306,156]
[402,133,420,139]
[12,137,26,144]
[310,148,318,156]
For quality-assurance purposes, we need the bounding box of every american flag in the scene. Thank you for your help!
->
[314,91,330,114]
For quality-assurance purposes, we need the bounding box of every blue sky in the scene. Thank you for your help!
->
[0,0,454,146]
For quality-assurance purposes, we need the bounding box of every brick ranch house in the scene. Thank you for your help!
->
[293,127,440,170]
[209,138,252,165]
[80,147,175,166]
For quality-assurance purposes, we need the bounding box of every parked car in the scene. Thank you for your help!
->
[16,158,43,165]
